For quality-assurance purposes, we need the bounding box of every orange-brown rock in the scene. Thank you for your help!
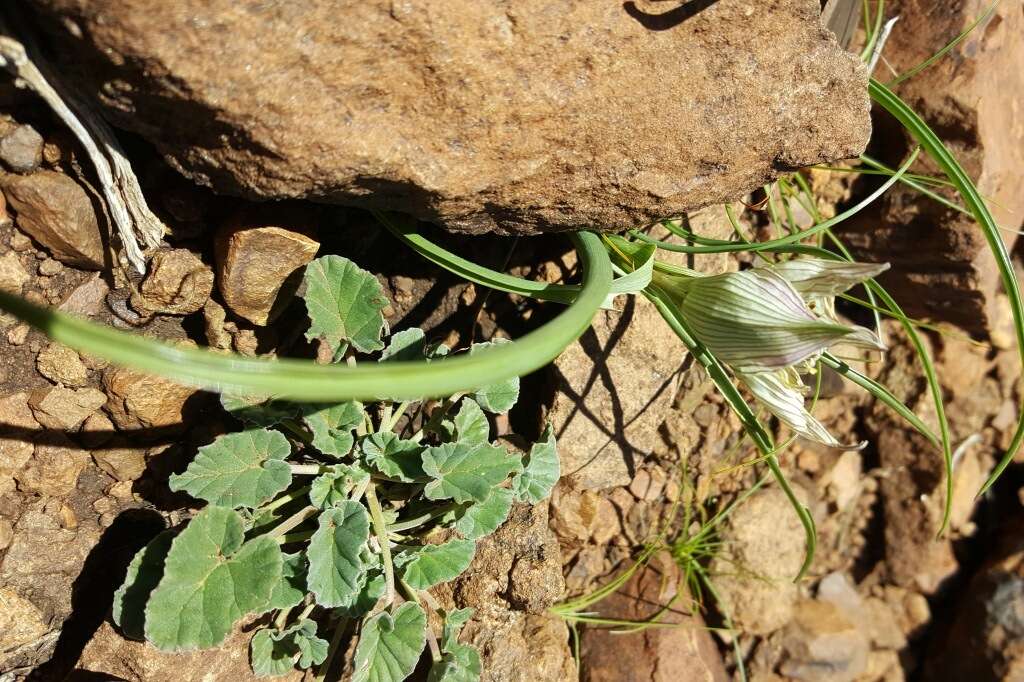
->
[0,170,104,269]
[215,221,319,325]
[103,366,197,431]
[131,247,214,315]
[25,0,870,234]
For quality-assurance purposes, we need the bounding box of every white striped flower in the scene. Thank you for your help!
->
[668,257,888,447]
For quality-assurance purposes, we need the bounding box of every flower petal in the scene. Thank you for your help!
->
[739,369,865,450]
[769,258,890,297]
[680,268,854,372]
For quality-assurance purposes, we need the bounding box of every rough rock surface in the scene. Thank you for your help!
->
[0,392,38,495]
[710,486,810,635]
[0,124,44,174]
[103,367,197,430]
[26,0,870,234]
[579,552,729,682]
[437,503,575,682]
[36,342,90,387]
[215,221,320,325]
[0,170,105,269]
[27,386,106,432]
[837,0,1024,337]
[0,250,30,294]
[76,620,303,682]
[131,247,214,315]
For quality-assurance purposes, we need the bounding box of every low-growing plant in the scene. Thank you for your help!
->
[110,255,560,680]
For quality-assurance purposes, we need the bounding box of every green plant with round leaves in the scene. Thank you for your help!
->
[111,255,560,680]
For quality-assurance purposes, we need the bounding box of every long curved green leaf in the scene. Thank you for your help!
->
[868,79,1024,497]
[0,232,612,402]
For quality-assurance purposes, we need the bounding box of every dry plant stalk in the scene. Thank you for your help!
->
[0,32,165,273]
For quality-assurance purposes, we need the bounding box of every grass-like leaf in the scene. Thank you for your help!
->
[145,506,283,650]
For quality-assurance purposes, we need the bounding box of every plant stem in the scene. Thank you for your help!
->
[259,485,312,515]
[268,505,318,540]
[365,483,396,611]
[290,463,326,475]
[399,579,442,662]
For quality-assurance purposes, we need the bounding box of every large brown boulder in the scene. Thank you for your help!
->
[26,0,869,234]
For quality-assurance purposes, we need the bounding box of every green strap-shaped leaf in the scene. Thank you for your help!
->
[352,602,427,682]
[360,431,425,482]
[396,539,476,590]
[453,487,513,540]
[307,502,370,608]
[422,442,522,503]
[145,506,283,650]
[511,424,560,504]
[221,393,300,427]
[309,464,371,509]
[453,400,489,445]
[250,619,329,677]
[301,401,364,458]
[169,429,293,509]
[380,328,426,362]
[266,551,307,611]
[113,530,174,640]
[469,341,520,413]
[303,255,388,354]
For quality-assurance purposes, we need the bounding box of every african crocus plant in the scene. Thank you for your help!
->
[656,253,888,448]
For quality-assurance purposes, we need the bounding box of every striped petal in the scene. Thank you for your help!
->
[680,268,854,372]
[739,369,865,450]
[769,258,890,297]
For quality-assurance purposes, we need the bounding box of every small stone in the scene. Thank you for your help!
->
[80,411,115,448]
[0,251,29,294]
[232,327,259,356]
[1,169,105,268]
[550,487,599,544]
[0,392,37,496]
[28,386,106,431]
[780,599,869,682]
[92,497,115,514]
[37,258,63,276]
[103,366,197,430]
[628,467,666,502]
[5,325,28,346]
[203,298,232,350]
[93,445,146,482]
[0,191,9,229]
[131,248,214,315]
[9,229,32,252]
[99,511,116,528]
[0,587,49,662]
[108,480,135,500]
[591,496,621,546]
[17,432,92,497]
[0,518,12,549]
[58,272,110,317]
[36,342,89,387]
[215,222,320,325]
[58,503,79,530]
[0,124,44,173]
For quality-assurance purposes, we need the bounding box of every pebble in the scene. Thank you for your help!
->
[36,342,89,387]
[0,251,29,294]
[28,386,106,431]
[38,258,63,277]
[130,248,214,315]
[7,324,28,346]
[0,124,44,173]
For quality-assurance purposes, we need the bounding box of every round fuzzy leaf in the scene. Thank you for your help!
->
[309,464,371,509]
[250,619,328,677]
[380,328,426,362]
[452,399,489,445]
[428,644,482,682]
[453,487,513,540]
[360,432,425,482]
[266,551,308,611]
[352,602,427,682]
[301,401,364,458]
[422,442,522,504]
[113,530,174,640]
[511,424,560,504]
[145,506,283,651]
[302,255,388,355]
[396,539,476,590]
[220,393,300,427]
[307,502,370,608]
[469,341,520,413]
[169,429,292,509]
